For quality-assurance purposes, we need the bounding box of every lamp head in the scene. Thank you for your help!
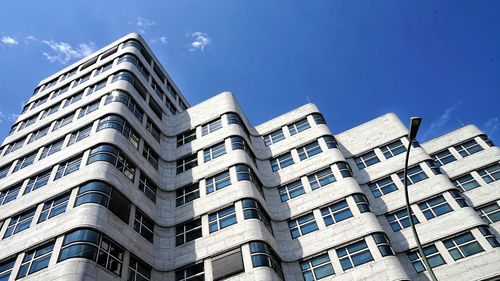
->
[408,117,422,140]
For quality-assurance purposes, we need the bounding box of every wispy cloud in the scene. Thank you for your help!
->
[8,113,19,122]
[150,36,168,44]
[483,117,499,137]
[1,36,18,45]
[132,17,155,34]
[0,111,5,123]
[42,40,96,64]
[188,32,210,52]
[23,35,37,44]
[421,102,462,140]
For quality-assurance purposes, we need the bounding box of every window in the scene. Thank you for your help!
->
[75,181,131,223]
[61,68,77,81]
[300,254,334,281]
[38,192,70,223]
[231,136,246,150]
[432,149,456,166]
[206,170,231,194]
[443,231,483,261]
[312,113,326,125]
[24,169,51,194]
[337,162,353,178]
[40,103,60,119]
[298,141,323,160]
[151,80,165,99]
[78,100,100,118]
[0,165,9,180]
[320,199,352,226]
[235,165,260,188]
[242,199,272,233]
[211,248,245,281]
[176,183,200,206]
[175,263,204,281]
[63,91,83,108]
[407,245,446,273]
[31,96,48,109]
[480,135,494,147]
[202,118,222,136]
[134,209,154,243]
[73,73,91,88]
[323,136,338,149]
[263,129,285,146]
[68,124,92,145]
[97,115,139,149]
[138,173,157,202]
[425,160,442,175]
[479,226,500,248]
[380,140,406,159]
[149,98,163,120]
[3,137,25,155]
[18,116,37,131]
[449,190,468,207]
[80,57,97,70]
[368,176,398,198]
[0,185,21,205]
[204,142,226,162]
[476,202,500,224]
[176,154,198,174]
[288,118,310,135]
[308,168,336,190]
[59,229,124,276]
[354,151,380,170]
[52,113,74,131]
[278,180,305,202]
[452,174,481,192]
[270,152,294,172]
[177,129,196,147]
[477,163,500,184]
[373,233,394,256]
[40,137,64,159]
[165,98,178,115]
[87,144,136,181]
[418,195,453,220]
[289,213,318,238]
[28,125,50,143]
[386,208,419,232]
[52,85,69,99]
[175,218,202,246]
[146,118,161,143]
[128,255,151,281]
[353,194,371,213]
[54,155,82,179]
[454,139,483,157]
[336,240,373,270]
[87,79,107,95]
[142,143,159,169]
[12,152,36,172]
[209,206,237,233]
[398,164,428,186]
[0,257,15,281]
[45,78,58,89]
[16,242,54,278]
[105,90,144,122]
[3,208,36,238]
[95,62,113,76]
[249,242,284,279]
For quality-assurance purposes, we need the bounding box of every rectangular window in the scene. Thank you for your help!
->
[209,206,237,233]
[87,79,107,95]
[12,152,36,172]
[94,62,113,76]
[61,68,77,81]
[0,257,16,281]
[128,255,151,281]
[40,103,61,119]
[142,143,159,170]
[52,85,69,99]
[3,208,36,238]
[38,192,70,223]
[407,245,446,273]
[263,129,285,146]
[212,248,244,281]
[177,129,196,147]
[0,164,10,179]
[16,242,54,278]
[54,155,82,179]
[176,154,198,174]
[3,137,25,155]
[354,151,380,170]
[28,125,50,143]
[206,170,231,194]
[73,73,91,88]
[298,141,323,160]
[300,254,335,281]
[63,91,83,108]
[386,208,419,232]
[67,124,92,145]
[175,218,202,246]
[449,190,469,207]
[308,167,335,190]
[175,263,204,281]
[52,113,75,131]
[146,118,161,143]
[289,213,318,238]
[443,231,484,261]
[0,185,21,205]
[368,176,398,198]
[398,164,428,186]
[380,140,406,159]
[202,118,222,136]
[476,202,500,224]
[477,163,500,184]
[336,240,373,270]
[40,137,65,159]
[418,195,453,220]
[455,139,484,157]
[432,149,456,166]
[78,100,100,118]
[175,183,200,206]
[320,199,353,226]
[18,116,37,131]
[204,142,226,162]
[134,209,154,243]
[278,180,305,202]
[24,169,51,194]
[478,226,500,248]
[270,152,294,172]
[138,173,157,202]
[453,174,481,192]
[288,118,310,135]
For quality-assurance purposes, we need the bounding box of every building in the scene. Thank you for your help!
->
[0,33,499,281]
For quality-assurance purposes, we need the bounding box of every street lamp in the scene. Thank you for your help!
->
[404,117,438,281]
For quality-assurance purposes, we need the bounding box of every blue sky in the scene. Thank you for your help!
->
[0,1,499,144]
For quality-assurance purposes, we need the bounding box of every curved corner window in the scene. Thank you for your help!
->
[87,144,136,182]
[105,90,144,122]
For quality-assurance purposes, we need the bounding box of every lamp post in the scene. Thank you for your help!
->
[404,117,438,281]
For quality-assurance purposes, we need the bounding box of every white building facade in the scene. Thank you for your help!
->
[0,33,498,281]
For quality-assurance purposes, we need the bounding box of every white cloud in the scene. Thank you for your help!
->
[1,36,18,45]
[151,36,168,44]
[484,117,499,137]
[132,17,155,34]
[23,35,37,44]
[8,113,19,122]
[421,102,462,140]
[188,32,210,52]
[42,40,96,64]
[0,111,5,123]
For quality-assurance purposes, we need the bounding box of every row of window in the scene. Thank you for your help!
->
[353,138,408,170]
[431,135,493,167]
[452,161,500,192]
[476,200,500,224]
[262,113,326,146]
